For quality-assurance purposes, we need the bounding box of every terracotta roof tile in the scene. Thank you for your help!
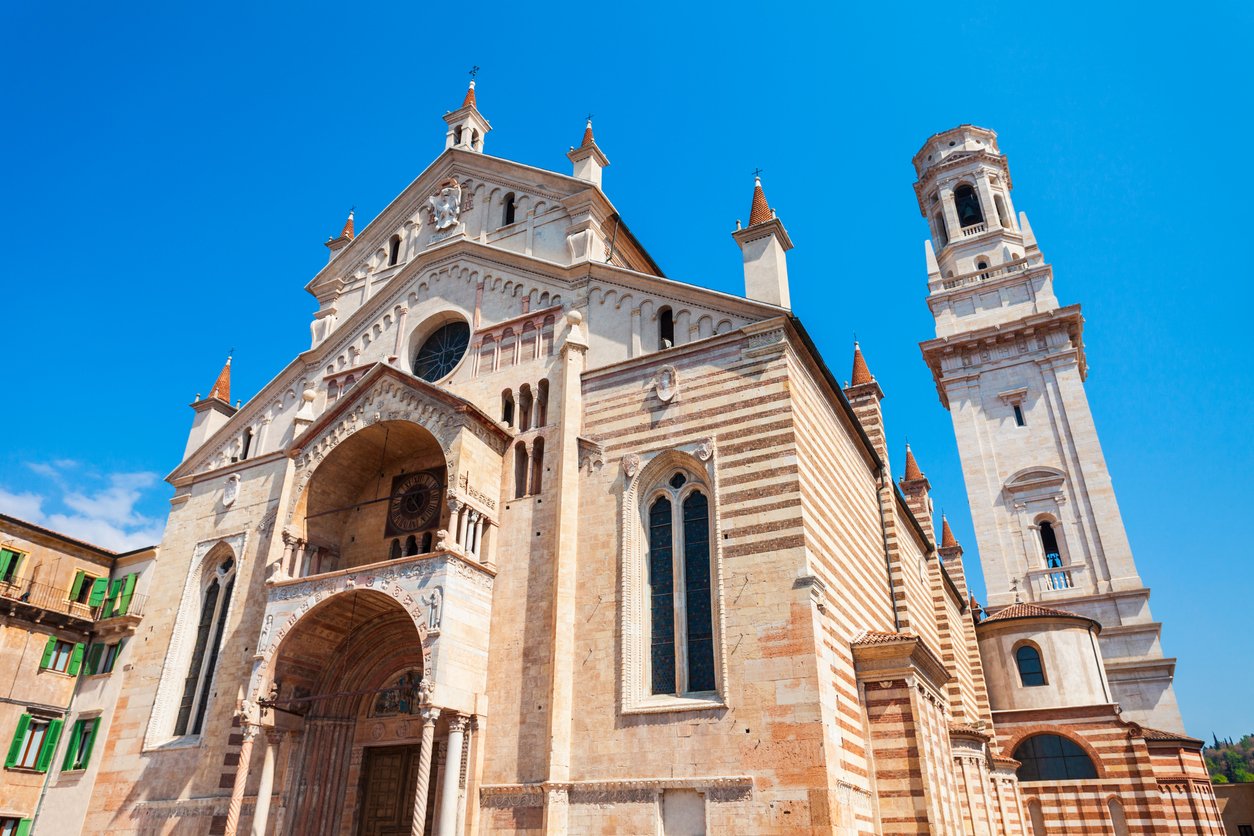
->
[749,176,772,226]
[903,445,924,481]
[850,341,874,386]
[940,516,959,549]
[852,629,918,646]
[462,80,476,109]
[1138,726,1203,744]
[981,601,1091,625]
[581,119,595,148]
[207,357,231,403]
[340,210,355,240]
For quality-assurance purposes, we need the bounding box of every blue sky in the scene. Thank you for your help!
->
[1,2,1249,738]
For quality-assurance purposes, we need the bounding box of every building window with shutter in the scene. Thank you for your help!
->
[1,816,33,836]
[69,571,102,605]
[99,573,138,618]
[5,713,63,772]
[40,638,83,675]
[61,717,101,771]
[0,548,24,585]
[83,640,125,676]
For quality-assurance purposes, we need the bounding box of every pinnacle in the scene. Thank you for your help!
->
[207,356,231,404]
[581,119,595,148]
[903,444,924,482]
[850,341,874,386]
[941,516,959,549]
[339,210,355,240]
[462,80,477,109]
[749,176,772,226]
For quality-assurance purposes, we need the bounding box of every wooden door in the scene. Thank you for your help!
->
[357,745,419,836]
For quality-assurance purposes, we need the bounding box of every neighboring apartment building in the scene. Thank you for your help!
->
[0,514,155,835]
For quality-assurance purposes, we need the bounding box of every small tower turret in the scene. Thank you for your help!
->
[732,175,792,308]
[444,78,491,153]
[567,118,609,188]
[324,210,355,261]
[185,356,236,459]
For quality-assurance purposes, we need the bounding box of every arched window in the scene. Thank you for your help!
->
[535,380,549,427]
[174,554,237,737]
[994,193,1011,228]
[404,535,418,557]
[513,442,528,499]
[420,531,433,553]
[390,539,402,560]
[1039,521,1068,589]
[954,184,984,228]
[518,385,533,432]
[658,307,675,350]
[240,427,253,460]
[453,125,463,146]
[1015,644,1047,686]
[934,211,949,248]
[1013,734,1098,781]
[530,437,545,495]
[388,234,402,266]
[502,193,516,227]
[647,472,716,696]
[501,390,515,426]
[328,380,339,402]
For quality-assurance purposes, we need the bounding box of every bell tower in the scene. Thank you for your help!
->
[916,125,1183,731]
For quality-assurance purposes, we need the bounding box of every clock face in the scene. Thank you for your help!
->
[388,471,442,533]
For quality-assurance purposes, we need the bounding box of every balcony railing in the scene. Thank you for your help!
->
[940,255,1035,290]
[0,579,147,622]
[960,222,988,237]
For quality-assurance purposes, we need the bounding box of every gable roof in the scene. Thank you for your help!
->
[979,601,1101,632]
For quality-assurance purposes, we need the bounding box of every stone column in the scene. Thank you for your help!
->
[251,731,281,836]
[436,716,469,836]
[411,706,440,836]
[455,718,475,836]
[391,305,410,364]
[940,187,961,240]
[224,722,260,836]
[975,174,998,231]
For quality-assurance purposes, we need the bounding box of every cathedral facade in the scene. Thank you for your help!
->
[7,85,1223,834]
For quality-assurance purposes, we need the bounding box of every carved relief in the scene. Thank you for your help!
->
[648,364,680,403]
[427,178,463,230]
[223,474,240,508]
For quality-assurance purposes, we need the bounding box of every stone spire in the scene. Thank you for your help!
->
[903,444,924,482]
[940,515,959,549]
[462,79,477,109]
[207,356,231,403]
[325,209,355,260]
[733,173,793,308]
[748,176,772,226]
[568,117,609,188]
[851,341,874,386]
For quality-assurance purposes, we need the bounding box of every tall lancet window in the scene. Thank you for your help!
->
[647,471,716,696]
[175,553,237,736]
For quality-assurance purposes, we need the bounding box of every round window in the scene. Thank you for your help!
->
[412,321,470,382]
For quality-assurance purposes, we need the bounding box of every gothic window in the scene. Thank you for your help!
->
[1013,734,1098,781]
[518,384,533,432]
[502,193,516,227]
[174,554,236,737]
[241,427,253,460]
[1015,644,1047,686]
[658,307,675,350]
[530,437,545,495]
[646,472,716,696]
[388,234,402,266]
[954,184,984,228]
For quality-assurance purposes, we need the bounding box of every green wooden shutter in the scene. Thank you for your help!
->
[15,819,32,836]
[80,717,101,768]
[34,717,62,772]
[61,720,83,770]
[88,577,108,607]
[117,573,138,615]
[85,643,105,676]
[0,548,13,580]
[39,636,57,670]
[68,642,86,676]
[102,579,123,617]
[69,570,86,600]
[5,713,31,767]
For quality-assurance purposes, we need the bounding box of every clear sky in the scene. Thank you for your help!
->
[1,2,1249,739]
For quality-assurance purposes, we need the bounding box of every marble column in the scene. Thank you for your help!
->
[411,706,440,836]
[436,716,468,836]
[251,731,281,836]
[224,722,259,836]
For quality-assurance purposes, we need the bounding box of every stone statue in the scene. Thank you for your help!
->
[428,179,462,230]
[422,586,443,630]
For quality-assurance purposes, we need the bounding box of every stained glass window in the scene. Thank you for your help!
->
[683,492,715,692]
[648,497,675,696]
[412,321,471,382]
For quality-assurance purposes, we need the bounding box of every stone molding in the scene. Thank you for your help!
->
[480,776,754,808]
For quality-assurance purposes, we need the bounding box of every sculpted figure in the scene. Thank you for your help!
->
[428,180,462,230]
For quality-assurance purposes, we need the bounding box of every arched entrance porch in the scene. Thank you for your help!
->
[248,589,473,836]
